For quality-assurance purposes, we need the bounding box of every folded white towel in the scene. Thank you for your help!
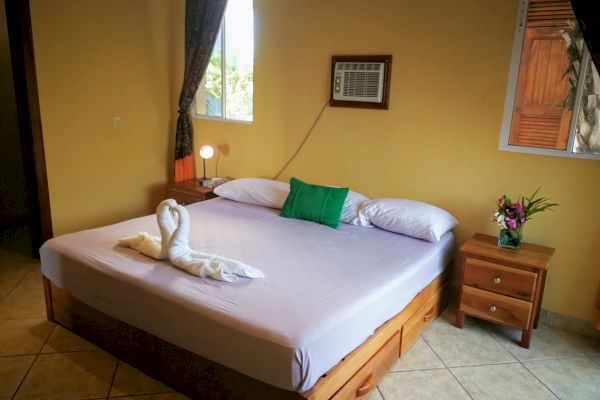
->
[168,204,265,282]
[118,199,177,260]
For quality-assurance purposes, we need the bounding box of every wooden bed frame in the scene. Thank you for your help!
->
[43,267,450,400]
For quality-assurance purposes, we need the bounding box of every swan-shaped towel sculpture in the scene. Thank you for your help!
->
[167,204,265,282]
[118,199,177,260]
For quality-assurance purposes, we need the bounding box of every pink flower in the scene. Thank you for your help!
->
[516,203,523,212]
[507,220,517,229]
[497,196,504,205]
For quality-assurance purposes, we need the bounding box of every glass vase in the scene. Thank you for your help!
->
[498,226,523,249]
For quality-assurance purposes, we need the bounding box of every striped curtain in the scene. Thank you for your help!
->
[570,0,600,70]
[174,0,228,182]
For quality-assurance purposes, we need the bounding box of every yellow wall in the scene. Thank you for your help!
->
[30,0,172,235]
[29,0,599,321]
[182,0,600,321]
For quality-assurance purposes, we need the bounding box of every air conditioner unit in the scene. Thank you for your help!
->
[330,55,392,109]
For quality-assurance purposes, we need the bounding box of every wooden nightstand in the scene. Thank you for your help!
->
[169,179,217,206]
[455,233,554,348]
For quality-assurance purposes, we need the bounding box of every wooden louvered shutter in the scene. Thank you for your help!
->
[509,0,575,150]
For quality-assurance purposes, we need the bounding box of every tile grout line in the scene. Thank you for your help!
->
[480,322,594,360]
[0,314,49,321]
[388,359,522,374]
[37,348,100,356]
[483,324,561,400]
[519,361,562,400]
[387,366,448,374]
[0,347,105,359]
[380,307,475,400]
[0,263,35,303]
[106,359,120,400]
[421,334,475,400]
[10,322,56,400]
[0,352,42,358]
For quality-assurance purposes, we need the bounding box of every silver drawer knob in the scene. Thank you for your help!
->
[493,277,501,284]
[489,305,497,312]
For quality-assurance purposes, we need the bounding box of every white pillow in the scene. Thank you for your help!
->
[359,198,458,242]
[214,178,372,226]
[214,178,289,209]
[341,190,372,226]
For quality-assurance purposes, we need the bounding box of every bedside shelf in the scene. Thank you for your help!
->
[455,233,554,348]
[169,179,217,206]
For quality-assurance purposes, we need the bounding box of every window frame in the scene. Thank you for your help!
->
[192,3,253,124]
[498,0,600,160]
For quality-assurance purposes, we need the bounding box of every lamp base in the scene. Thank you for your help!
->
[201,179,214,188]
[200,177,230,189]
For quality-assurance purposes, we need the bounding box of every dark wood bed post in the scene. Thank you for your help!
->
[43,277,54,322]
[5,0,53,256]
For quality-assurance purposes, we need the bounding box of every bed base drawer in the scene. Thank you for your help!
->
[460,285,531,329]
[401,284,445,356]
[331,332,400,400]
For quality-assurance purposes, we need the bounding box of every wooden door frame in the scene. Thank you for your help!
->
[4,0,52,255]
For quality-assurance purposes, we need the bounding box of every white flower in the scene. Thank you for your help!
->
[496,215,504,223]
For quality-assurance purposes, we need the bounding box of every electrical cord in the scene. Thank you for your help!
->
[215,150,220,178]
[273,100,329,180]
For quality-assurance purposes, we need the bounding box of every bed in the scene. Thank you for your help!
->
[41,197,454,399]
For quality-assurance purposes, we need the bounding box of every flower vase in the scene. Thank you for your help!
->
[498,226,522,249]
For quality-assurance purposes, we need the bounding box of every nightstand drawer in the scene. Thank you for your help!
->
[169,190,216,206]
[464,258,536,301]
[460,285,531,329]
[169,179,216,206]
[169,191,201,206]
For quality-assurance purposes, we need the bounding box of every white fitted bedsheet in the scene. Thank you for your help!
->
[40,198,454,392]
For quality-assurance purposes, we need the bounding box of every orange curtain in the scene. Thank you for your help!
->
[174,0,228,182]
[174,155,194,183]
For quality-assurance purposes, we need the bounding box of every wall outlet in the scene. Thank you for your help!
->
[113,116,122,129]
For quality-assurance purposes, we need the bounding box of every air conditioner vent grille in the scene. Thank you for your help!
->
[343,72,381,98]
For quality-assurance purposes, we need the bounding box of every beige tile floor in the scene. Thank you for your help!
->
[1,249,599,400]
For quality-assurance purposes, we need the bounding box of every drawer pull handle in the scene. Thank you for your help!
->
[356,374,374,397]
[489,305,497,312]
[493,277,501,284]
[423,307,435,322]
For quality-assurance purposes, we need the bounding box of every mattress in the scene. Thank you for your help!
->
[40,198,454,392]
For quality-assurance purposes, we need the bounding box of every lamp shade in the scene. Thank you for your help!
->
[199,145,214,160]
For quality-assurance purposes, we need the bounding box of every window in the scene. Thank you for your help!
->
[194,0,253,122]
[499,0,600,159]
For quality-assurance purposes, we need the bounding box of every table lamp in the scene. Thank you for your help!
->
[199,145,214,183]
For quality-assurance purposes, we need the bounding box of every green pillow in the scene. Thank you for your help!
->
[280,177,349,228]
